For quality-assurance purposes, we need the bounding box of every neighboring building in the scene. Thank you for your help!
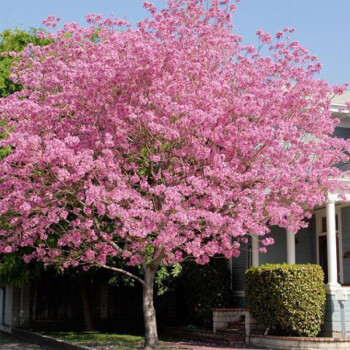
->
[0,285,26,333]
[1,93,350,338]
[231,91,350,338]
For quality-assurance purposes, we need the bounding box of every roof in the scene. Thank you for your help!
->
[331,91,350,107]
[330,91,350,119]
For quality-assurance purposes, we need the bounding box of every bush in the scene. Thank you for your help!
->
[245,264,326,337]
[176,258,231,327]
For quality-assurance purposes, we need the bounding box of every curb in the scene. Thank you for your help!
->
[13,328,93,350]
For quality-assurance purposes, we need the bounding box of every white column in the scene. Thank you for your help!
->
[286,230,296,264]
[326,201,340,289]
[252,235,259,267]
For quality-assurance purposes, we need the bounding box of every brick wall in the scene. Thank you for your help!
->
[212,308,263,337]
[213,308,246,332]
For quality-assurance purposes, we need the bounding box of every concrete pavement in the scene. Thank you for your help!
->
[0,332,46,350]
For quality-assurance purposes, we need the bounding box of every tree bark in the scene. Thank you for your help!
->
[79,276,95,331]
[143,265,159,349]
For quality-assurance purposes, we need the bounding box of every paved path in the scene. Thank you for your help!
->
[0,332,47,350]
[161,341,268,350]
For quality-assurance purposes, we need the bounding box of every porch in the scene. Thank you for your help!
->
[230,199,350,337]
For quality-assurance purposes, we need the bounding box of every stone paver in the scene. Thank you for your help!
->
[0,332,46,350]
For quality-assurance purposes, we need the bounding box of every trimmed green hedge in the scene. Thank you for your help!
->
[245,264,326,337]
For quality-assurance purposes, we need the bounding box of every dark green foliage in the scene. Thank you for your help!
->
[245,264,326,337]
[0,28,50,155]
[0,253,41,288]
[0,29,51,286]
[155,264,182,295]
[176,258,231,327]
[0,28,50,98]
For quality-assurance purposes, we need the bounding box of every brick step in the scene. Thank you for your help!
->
[216,327,245,335]
[203,336,244,343]
[227,338,245,343]
[223,337,245,343]
[225,323,245,328]
[228,320,245,327]
[165,327,245,346]
[217,332,245,340]
[222,334,245,341]
[225,328,245,333]
[184,333,244,345]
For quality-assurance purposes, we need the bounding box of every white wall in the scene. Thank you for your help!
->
[4,286,13,327]
[0,286,14,333]
[0,288,4,326]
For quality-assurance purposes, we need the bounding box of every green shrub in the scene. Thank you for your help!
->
[176,259,231,327]
[245,264,326,337]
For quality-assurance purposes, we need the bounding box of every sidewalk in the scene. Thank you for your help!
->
[160,341,268,350]
[0,332,45,350]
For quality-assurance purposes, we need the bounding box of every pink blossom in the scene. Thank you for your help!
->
[143,2,157,15]
[85,250,95,261]
[262,237,275,246]
[0,0,348,281]
[257,30,272,44]
[4,246,12,253]
[333,85,347,95]
[276,31,283,39]
[258,247,267,254]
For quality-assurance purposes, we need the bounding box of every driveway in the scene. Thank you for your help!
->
[0,332,46,350]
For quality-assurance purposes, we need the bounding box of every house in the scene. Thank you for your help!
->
[230,91,350,338]
[1,93,350,338]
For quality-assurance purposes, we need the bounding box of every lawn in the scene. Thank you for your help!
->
[43,331,191,350]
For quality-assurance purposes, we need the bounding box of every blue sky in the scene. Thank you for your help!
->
[0,0,349,86]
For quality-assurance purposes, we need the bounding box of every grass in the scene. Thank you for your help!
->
[42,331,189,350]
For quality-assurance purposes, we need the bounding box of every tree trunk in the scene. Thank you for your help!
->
[79,276,95,331]
[143,265,159,349]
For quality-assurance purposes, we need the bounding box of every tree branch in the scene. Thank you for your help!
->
[95,263,145,286]
[92,216,124,254]
[149,247,165,270]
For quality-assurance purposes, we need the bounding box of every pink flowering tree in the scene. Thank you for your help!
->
[0,0,349,348]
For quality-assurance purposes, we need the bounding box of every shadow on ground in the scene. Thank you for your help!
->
[0,332,44,350]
